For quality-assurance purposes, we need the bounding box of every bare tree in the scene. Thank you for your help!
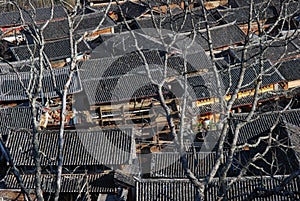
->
[0,0,299,201]
[111,0,299,200]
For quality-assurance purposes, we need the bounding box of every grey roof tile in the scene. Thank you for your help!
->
[80,49,213,104]
[150,152,219,178]
[231,109,300,145]
[278,58,300,81]
[208,176,300,200]
[217,7,251,25]
[136,179,196,201]
[0,6,67,27]
[137,176,300,201]
[114,1,149,19]
[0,66,82,101]
[2,173,118,193]
[74,11,115,33]
[220,60,285,93]
[28,11,115,41]
[10,38,91,61]
[193,23,246,50]
[136,8,218,33]
[216,3,281,24]
[234,39,300,64]
[6,128,135,166]
[0,106,35,131]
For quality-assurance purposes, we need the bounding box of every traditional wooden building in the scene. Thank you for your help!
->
[136,109,300,200]
[0,65,82,102]
[136,176,300,201]
[9,38,91,67]
[0,128,137,200]
[0,6,67,44]
[220,0,300,34]
[278,58,300,89]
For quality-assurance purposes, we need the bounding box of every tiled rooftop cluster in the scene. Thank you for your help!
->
[0,0,299,200]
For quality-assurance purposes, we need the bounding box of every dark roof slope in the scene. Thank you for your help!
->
[6,128,135,166]
[216,3,280,24]
[143,0,184,6]
[32,11,115,41]
[36,19,69,41]
[193,22,246,50]
[224,110,300,176]
[281,109,300,127]
[0,6,67,27]
[136,179,196,201]
[2,173,118,193]
[0,66,82,101]
[137,176,300,201]
[228,0,259,7]
[278,58,300,81]
[74,11,115,33]
[216,7,251,25]
[81,70,172,104]
[208,176,300,200]
[136,9,217,33]
[231,109,300,145]
[114,1,148,20]
[81,54,284,105]
[228,0,299,10]
[0,106,34,131]
[10,38,91,61]
[89,31,166,58]
[234,40,300,64]
[220,60,285,93]
[150,152,219,178]
[80,49,213,104]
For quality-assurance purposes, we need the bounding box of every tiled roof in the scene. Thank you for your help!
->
[281,109,300,127]
[80,49,213,104]
[0,6,67,27]
[220,60,285,93]
[31,11,115,41]
[150,152,219,178]
[6,128,135,166]
[234,39,300,64]
[226,110,300,176]
[193,23,246,50]
[81,54,284,105]
[216,7,251,25]
[80,70,217,104]
[137,176,300,201]
[2,173,118,193]
[81,71,171,104]
[216,2,282,25]
[228,0,254,7]
[36,19,69,41]
[0,60,49,72]
[89,30,209,59]
[278,58,300,81]
[187,72,219,100]
[89,32,166,58]
[73,11,115,33]
[0,66,82,101]
[136,179,196,201]
[10,38,91,61]
[0,106,34,132]
[207,176,300,200]
[136,8,217,33]
[114,1,148,19]
[144,0,184,6]
[231,109,300,145]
